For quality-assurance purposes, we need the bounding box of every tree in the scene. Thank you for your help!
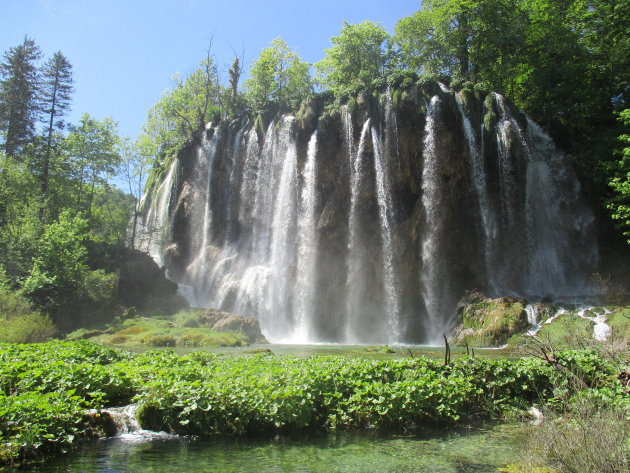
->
[121,135,151,248]
[0,36,42,157]
[394,0,528,88]
[0,152,44,280]
[22,210,90,317]
[394,6,454,78]
[21,209,118,328]
[606,109,630,244]
[228,56,242,101]
[244,38,312,113]
[224,53,246,117]
[39,51,73,202]
[315,21,391,96]
[513,0,593,132]
[64,114,122,225]
[142,56,222,158]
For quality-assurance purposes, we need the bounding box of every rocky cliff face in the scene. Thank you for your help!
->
[133,83,598,344]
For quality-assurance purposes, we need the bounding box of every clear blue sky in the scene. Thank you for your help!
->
[1,0,420,140]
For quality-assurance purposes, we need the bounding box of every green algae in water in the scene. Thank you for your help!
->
[13,424,524,473]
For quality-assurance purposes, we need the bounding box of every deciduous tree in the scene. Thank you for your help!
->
[245,38,312,113]
[315,21,391,96]
[64,114,121,224]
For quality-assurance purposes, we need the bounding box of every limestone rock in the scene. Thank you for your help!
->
[200,309,267,343]
[87,243,188,315]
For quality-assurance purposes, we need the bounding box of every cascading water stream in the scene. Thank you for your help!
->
[224,123,247,245]
[495,94,519,227]
[372,126,402,341]
[293,131,319,342]
[384,89,401,173]
[420,96,451,343]
[187,127,221,306]
[135,159,178,266]
[455,92,498,294]
[345,118,372,343]
[238,128,261,231]
[231,120,290,328]
[268,122,299,341]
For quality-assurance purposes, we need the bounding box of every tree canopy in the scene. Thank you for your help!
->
[607,109,630,243]
[244,38,312,114]
[315,21,392,96]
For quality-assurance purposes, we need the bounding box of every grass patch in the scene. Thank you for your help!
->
[515,398,629,473]
[360,346,396,354]
[608,306,630,340]
[81,310,250,348]
[536,312,594,345]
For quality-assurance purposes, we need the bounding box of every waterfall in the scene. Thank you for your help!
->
[186,127,222,307]
[523,118,597,299]
[345,118,373,343]
[268,120,299,340]
[455,92,498,293]
[495,94,519,227]
[135,159,177,266]
[372,126,402,341]
[98,405,177,440]
[224,122,247,245]
[420,96,451,343]
[293,131,319,342]
[525,304,542,335]
[135,86,599,345]
[232,117,298,341]
[101,405,141,435]
[238,128,261,231]
[384,90,401,173]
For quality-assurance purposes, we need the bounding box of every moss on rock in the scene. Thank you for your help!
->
[483,93,499,131]
[453,291,529,347]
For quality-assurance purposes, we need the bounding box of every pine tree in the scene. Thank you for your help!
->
[39,51,73,200]
[0,37,42,157]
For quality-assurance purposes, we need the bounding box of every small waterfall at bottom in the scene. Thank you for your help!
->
[98,405,178,441]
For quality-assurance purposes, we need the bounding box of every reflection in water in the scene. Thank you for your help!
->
[15,424,523,473]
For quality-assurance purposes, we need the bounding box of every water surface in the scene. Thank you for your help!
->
[17,424,524,473]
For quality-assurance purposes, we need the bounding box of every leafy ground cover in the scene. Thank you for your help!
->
[0,340,627,467]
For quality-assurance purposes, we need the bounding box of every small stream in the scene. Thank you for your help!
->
[14,423,525,473]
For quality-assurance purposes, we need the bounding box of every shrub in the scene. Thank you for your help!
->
[108,334,130,344]
[144,334,176,347]
[0,266,31,318]
[0,312,56,343]
[524,399,629,473]
[172,310,202,328]
[82,269,117,306]
[117,325,150,336]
